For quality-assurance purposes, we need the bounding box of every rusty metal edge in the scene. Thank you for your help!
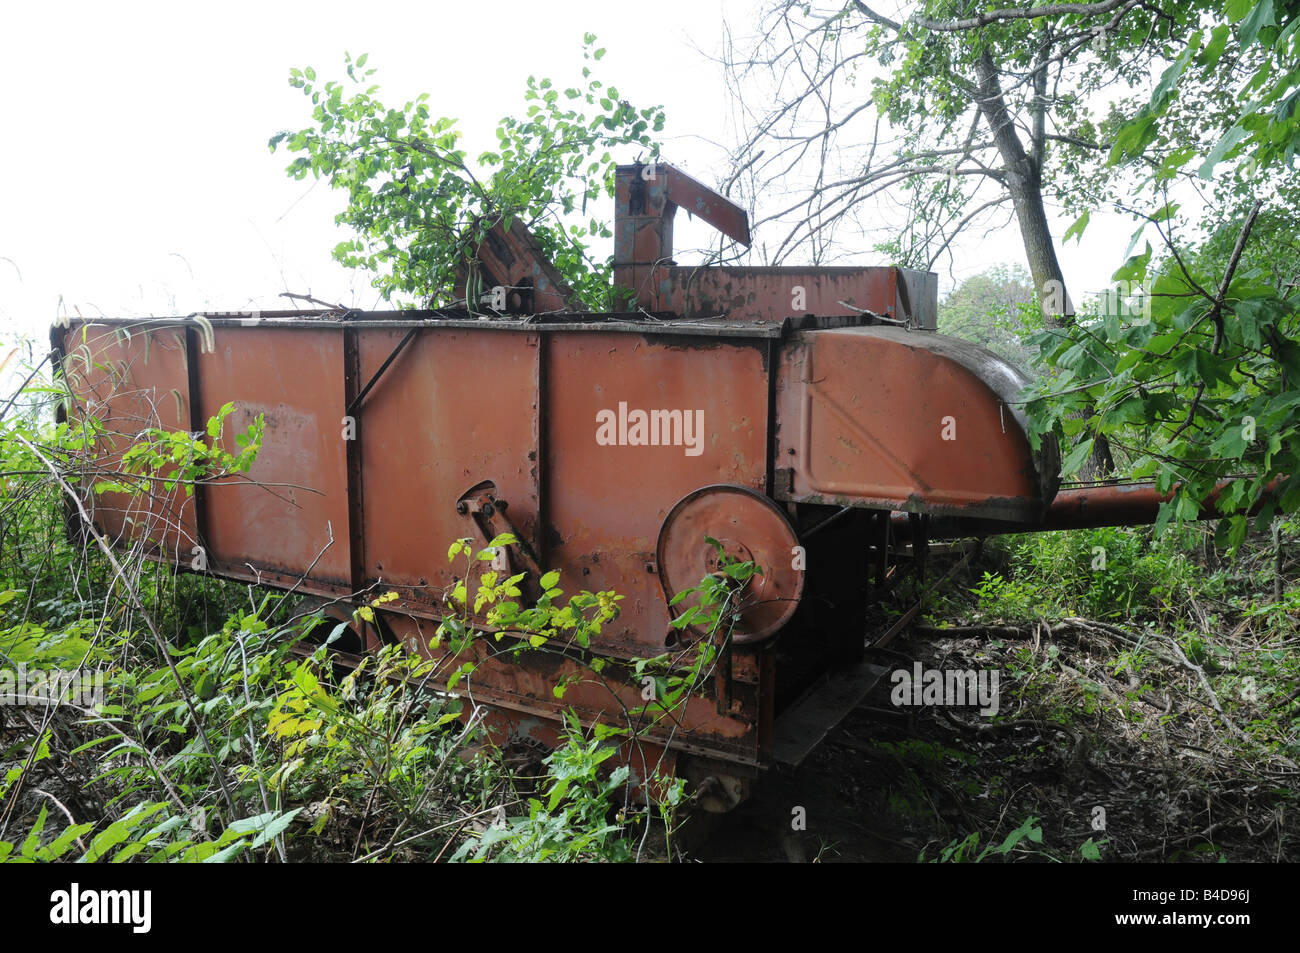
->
[62,313,878,339]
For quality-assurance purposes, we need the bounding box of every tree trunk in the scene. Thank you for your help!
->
[974,51,1071,327]
[974,49,1114,477]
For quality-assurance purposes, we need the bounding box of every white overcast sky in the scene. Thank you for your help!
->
[1,0,1135,348]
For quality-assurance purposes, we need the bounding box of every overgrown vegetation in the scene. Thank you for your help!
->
[7,6,1299,865]
[269,36,664,310]
[893,525,1299,862]
[694,519,1298,864]
[0,340,767,862]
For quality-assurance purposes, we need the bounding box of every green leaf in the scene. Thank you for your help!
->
[1239,0,1276,46]
[1150,202,1180,223]
[1150,41,1197,113]
[1059,438,1094,477]
[200,840,250,863]
[21,804,49,858]
[1200,24,1232,67]
[1062,209,1090,245]
[1113,243,1152,283]
[1199,125,1249,178]
[80,819,134,862]
[232,808,302,848]
[1226,0,1257,20]
[44,823,96,860]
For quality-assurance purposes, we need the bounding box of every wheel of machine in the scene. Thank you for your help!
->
[656,484,804,646]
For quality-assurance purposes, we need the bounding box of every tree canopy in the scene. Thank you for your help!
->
[269,36,664,310]
[1023,0,1300,542]
[724,1,1298,532]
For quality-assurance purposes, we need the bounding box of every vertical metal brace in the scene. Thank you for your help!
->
[535,331,549,572]
[342,317,366,595]
[185,326,209,571]
[764,337,779,498]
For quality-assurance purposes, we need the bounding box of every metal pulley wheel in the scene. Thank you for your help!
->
[656,484,804,645]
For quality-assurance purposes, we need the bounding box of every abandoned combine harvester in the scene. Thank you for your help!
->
[53,163,1176,809]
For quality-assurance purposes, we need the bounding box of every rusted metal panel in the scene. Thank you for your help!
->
[453,218,575,313]
[656,164,751,245]
[196,326,352,584]
[775,325,1058,521]
[895,268,938,330]
[55,306,1069,773]
[355,327,541,605]
[608,161,937,330]
[382,612,764,765]
[658,265,906,323]
[59,323,196,558]
[543,330,770,658]
[613,161,751,311]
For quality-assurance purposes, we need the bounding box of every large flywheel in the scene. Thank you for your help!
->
[656,484,804,645]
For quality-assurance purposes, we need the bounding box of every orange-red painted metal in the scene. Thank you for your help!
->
[609,162,937,328]
[54,309,1056,776]
[656,265,936,327]
[891,479,1286,542]
[452,218,575,314]
[49,161,1104,795]
[775,325,1058,522]
[60,323,197,557]
[657,485,804,645]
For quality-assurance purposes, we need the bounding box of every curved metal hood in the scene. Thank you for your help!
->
[774,325,1060,522]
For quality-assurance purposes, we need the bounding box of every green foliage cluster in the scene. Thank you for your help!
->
[965,526,1213,623]
[938,264,1041,367]
[1,345,759,862]
[92,401,265,498]
[270,36,665,310]
[1025,1,1300,540]
[922,815,1105,863]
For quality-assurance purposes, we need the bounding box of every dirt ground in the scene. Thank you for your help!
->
[693,616,1299,863]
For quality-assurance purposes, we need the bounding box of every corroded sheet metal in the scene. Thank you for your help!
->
[775,326,1058,521]
[383,613,766,765]
[452,218,575,313]
[196,327,352,584]
[658,265,906,324]
[544,330,771,660]
[613,162,752,313]
[58,323,196,557]
[356,327,540,603]
[608,161,936,328]
[56,315,780,765]
[56,308,1061,769]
